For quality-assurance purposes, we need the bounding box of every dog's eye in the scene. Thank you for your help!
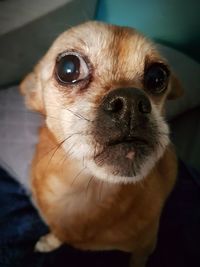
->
[144,63,169,94]
[56,52,89,84]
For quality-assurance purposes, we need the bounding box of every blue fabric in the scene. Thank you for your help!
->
[0,160,200,267]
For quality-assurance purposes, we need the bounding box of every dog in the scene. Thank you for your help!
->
[20,21,182,267]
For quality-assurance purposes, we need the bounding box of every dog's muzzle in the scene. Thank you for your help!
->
[92,88,159,177]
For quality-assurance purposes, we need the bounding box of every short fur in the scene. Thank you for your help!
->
[20,21,182,267]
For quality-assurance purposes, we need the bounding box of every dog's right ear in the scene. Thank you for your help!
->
[20,67,44,113]
[167,74,184,100]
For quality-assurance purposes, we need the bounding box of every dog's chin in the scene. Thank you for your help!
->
[86,158,151,184]
[86,138,169,184]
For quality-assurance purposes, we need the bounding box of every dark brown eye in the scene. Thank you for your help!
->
[144,63,169,94]
[56,52,89,84]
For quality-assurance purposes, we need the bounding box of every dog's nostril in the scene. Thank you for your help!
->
[104,97,124,113]
[110,97,124,113]
[138,98,151,114]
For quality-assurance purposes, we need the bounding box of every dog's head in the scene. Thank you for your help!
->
[20,21,182,184]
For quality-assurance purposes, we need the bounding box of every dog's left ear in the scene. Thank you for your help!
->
[20,64,44,114]
[167,74,184,100]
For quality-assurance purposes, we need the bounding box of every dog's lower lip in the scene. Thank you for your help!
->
[107,137,148,146]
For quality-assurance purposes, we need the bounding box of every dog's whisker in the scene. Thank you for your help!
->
[43,104,93,123]
[85,175,94,198]
[158,141,166,151]
[157,131,169,136]
[70,166,87,186]
[38,138,68,166]
[92,142,98,161]
[130,161,137,177]
[63,142,76,159]
[82,156,86,168]
[58,143,77,177]
[98,180,104,202]
[58,148,74,170]
[43,137,73,175]
[65,108,92,122]
[35,132,84,166]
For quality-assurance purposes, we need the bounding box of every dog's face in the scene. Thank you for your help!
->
[21,21,182,184]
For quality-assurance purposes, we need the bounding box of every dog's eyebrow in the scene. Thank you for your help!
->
[144,55,170,74]
[76,37,88,48]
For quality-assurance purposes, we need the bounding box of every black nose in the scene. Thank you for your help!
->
[102,88,151,124]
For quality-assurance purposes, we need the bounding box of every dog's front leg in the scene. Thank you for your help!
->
[130,251,149,267]
[35,232,63,252]
[130,221,158,267]
[130,242,156,267]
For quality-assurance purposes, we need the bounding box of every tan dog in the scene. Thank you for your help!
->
[20,21,182,267]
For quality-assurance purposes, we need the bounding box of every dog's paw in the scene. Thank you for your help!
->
[35,233,62,253]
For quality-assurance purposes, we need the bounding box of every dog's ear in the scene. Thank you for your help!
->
[167,74,184,100]
[20,67,44,113]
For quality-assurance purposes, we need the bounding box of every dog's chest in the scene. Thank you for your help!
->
[38,173,163,251]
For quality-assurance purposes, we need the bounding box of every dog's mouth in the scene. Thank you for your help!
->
[106,136,149,160]
[93,134,155,178]
[107,136,148,147]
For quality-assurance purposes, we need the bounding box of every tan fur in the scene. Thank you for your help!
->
[20,21,182,266]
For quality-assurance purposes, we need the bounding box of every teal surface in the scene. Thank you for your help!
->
[96,0,200,62]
